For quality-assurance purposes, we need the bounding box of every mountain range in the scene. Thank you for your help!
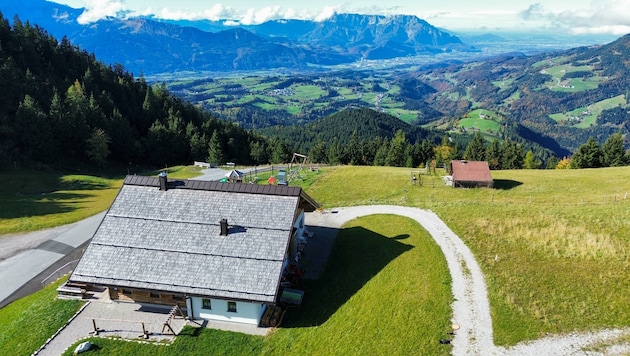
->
[0,0,469,75]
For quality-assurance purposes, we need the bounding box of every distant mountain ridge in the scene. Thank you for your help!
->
[0,0,470,74]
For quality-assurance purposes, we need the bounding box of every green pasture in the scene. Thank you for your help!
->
[549,94,626,128]
[360,92,378,104]
[293,85,326,100]
[492,78,515,88]
[543,64,591,77]
[286,105,301,114]
[0,172,121,234]
[0,277,83,356]
[7,163,630,353]
[234,95,257,105]
[0,166,200,235]
[383,108,418,123]
[387,84,401,95]
[308,166,630,345]
[457,109,501,133]
[550,78,600,92]
[539,63,601,92]
[458,118,500,132]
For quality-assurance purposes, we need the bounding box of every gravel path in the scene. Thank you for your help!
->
[306,206,630,356]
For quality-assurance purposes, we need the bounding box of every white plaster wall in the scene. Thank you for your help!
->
[190,297,264,325]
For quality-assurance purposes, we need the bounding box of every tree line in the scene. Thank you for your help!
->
[0,13,272,170]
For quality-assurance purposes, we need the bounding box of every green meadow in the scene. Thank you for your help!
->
[2,165,630,354]
[549,95,626,128]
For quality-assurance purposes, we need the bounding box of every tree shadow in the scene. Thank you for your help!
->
[493,179,523,190]
[0,172,113,219]
[282,226,412,328]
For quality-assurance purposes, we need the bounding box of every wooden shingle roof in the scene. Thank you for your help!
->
[450,160,493,187]
[70,176,319,303]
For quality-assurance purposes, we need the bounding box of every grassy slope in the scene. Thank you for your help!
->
[6,165,630,351]
[308,166,630,345]
[0,277,83,356]
[0,172,122,234]
[0,166,203,235]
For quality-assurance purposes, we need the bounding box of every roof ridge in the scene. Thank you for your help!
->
[90,242,285,262]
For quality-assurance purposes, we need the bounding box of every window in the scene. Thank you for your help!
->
[173,294,182,301]
[202,298,212,310]
[150,292,160,299]
[122,289,132,295]
[227,301,237,313]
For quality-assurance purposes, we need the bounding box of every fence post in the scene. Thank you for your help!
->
[92,319,99,335]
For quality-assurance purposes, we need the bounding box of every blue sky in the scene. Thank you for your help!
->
[53,0,630,35]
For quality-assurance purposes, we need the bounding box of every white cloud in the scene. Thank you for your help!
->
[556,0,630,35]
[77,0,126,24]
[203,4,235,21]
[315,5,339,22]
[158,7,201,21]
[518,0,630,35]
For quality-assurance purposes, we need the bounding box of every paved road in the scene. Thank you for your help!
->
[0,212,105,308]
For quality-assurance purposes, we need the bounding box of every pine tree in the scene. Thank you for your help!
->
[523,150,541,169]
[485,140,501,170]
[15,95,55,162]
[601,132,626,167]
[464,132,486,161]
[373,138,389,166]
[207,130,224,165]
[309,141,328,164]
[85,128,111,167]
[385,130,408,167]
[571,137,602,168]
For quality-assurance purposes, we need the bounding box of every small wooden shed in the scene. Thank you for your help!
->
[449,160,494,188]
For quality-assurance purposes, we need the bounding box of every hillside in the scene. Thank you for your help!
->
[418,34,630,153]
[0,12,269,169]
[171,34,630,157]
[260,107,441,148]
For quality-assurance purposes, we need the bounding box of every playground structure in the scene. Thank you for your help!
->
[287,153,309,183]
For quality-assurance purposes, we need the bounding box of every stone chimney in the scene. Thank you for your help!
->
[220,219,228,236]
[159,171,168,191]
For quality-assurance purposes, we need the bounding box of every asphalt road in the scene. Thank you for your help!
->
[0,212,105,308]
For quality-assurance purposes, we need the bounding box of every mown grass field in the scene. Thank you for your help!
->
[0,277,83,356]
[307,166,630,345]
[4,165,630,353]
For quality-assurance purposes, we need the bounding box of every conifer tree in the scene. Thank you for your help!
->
[464,132,486,161]
[602,132,626,167]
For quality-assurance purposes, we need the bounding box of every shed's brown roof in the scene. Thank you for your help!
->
[450,160,493,183]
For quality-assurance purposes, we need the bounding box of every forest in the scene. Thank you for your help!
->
[1,12,629,172]
[0,13,270,170]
